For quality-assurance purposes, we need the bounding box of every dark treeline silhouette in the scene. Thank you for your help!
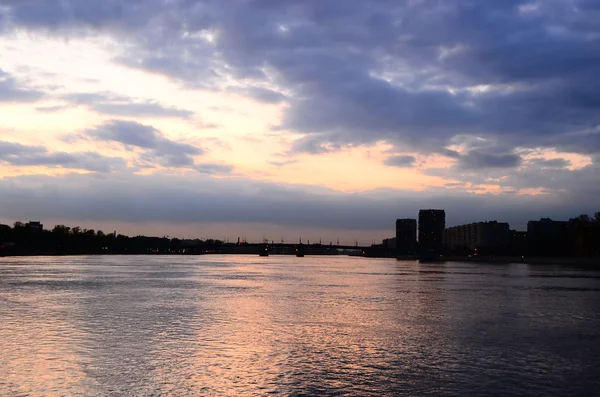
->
[566,213,600,257]
[0,222,226,256]
[0,222,338,256]
[520,213,600,258]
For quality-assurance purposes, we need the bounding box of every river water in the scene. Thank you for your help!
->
[0,256,599,396]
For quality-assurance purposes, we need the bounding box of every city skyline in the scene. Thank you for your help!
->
[1,1,600,239]
[0,193,597,242]
[3,208,597,247]
[2,209,598,259]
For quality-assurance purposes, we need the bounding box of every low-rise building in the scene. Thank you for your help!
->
[509,230,528,256]
[444,221,510,255]
[26,221,43,230]
[382,237,397,249]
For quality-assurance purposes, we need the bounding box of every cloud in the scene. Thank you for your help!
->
[528,158,572,169]
[425,156,600,200]
[383,155,416,168]
[269,159,298,167]
[85,119,204,168]
[63,92,193,118]
[81,120,230,174]
[0,141,126,172]
[231,86,288,104]
[3,0,150,30]
[86,119,164,149]
[193,163,233,175]
[0,69,44,103]
[92,102,193,118]
[459,150,523,169]
[200,123,219,130]
[289,136,342,155]
[3,1,599,159]
[35,105,69,112]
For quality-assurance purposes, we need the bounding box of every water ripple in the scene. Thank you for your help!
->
[1,256,599,396]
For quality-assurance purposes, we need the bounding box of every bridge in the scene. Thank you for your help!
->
[183,242,396,257]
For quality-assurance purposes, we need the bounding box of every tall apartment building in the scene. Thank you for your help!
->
[396,219,417,254]
[418,210,445,254]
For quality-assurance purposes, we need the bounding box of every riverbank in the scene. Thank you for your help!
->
[1,252,599,266]
[441,256,600,266]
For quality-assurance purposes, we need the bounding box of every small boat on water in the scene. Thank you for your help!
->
[259,244,269,257]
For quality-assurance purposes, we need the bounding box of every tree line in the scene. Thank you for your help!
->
[0,222,225,255]
[566,213,600,257]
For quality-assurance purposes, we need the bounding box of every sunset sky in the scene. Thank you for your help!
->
[1,0,599,243]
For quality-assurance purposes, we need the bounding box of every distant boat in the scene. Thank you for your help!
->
[296,247,305,257]
[259,245,269,257]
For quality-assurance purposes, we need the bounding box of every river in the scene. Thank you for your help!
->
[1,256,599,396]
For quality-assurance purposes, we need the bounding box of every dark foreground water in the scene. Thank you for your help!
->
[1,256,599,396]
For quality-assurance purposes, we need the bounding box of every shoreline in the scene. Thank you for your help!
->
[1,252,599,266]
[440,256,600,266]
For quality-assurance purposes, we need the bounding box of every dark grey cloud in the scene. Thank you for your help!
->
[193,163,233,175]
[85,119,204,169]
[231,86,288,104]
[1,0,152,30]
[548,127,600,155]
[86,120,164,149]
[528,158,572,169]
[0,140,126,172]
[63,92,193,118]
[459,150,523,169]
[82,120,231,174]
[289,136,347,155]
[0,69,44,102]
[383,155,416,168]
[290,137,333,155]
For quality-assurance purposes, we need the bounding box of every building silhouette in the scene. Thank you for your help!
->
[26,221,43,231]
[418,210,445,255]
[568,217,600,257]
[396,219,417,255]
[527,218,570,256]
[443,221,509,255]
[509,230,528,256]
[382,237,397,249]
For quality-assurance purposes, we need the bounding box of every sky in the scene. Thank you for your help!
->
[0,0,599,243]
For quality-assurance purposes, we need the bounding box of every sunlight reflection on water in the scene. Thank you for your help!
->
[1,255,599,396]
